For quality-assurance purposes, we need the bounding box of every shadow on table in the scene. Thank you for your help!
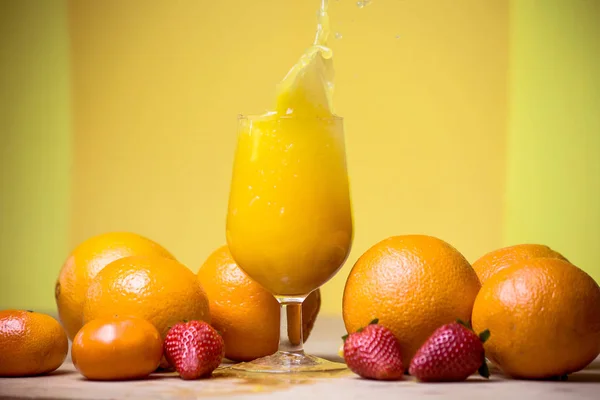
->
[75,374,177,382]
[46,369,76,377]
[0,369,75,379]
[564,371,600,383]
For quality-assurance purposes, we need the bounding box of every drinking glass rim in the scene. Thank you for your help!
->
[237,113,343,122]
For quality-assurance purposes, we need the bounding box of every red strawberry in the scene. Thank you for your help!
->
[343,319,404,380]
[409,321,490,382]
[164,320,224,380]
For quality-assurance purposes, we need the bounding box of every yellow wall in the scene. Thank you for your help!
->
[68,0,509,315]
[505,0,600,282]
[0,1,71,310]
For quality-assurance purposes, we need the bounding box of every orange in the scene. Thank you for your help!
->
[0,310,68,377]
[472,243,568,285]
[197,245,321,361]
[472,258,600,379]
[72,316,163,380]
[55,232,175,340]
[83,255,210,339]
[342,235,481,367]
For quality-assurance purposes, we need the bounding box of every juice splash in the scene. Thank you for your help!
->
[274,0,335,117]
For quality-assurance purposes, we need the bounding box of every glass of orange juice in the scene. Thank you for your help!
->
[226,113,353,373]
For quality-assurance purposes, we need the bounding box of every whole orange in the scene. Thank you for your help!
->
[197,245,321,361]
[342,235,481,367]
[0,310,68,377]
[472,258,600,379]
[83,255,210,340]
[72,316,163,380]
[55,232,175,340]
[472,243,567,285]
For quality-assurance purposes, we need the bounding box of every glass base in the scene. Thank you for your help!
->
[230,351,347,374]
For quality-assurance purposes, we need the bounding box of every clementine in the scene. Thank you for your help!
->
[72,316,163,380]
[0,310,68,376]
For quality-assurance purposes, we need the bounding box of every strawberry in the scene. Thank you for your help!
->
[409,320,490,382]
[342,319,404,380]
[164,320,224,380]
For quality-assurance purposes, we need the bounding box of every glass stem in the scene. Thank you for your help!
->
[277,297,306,355]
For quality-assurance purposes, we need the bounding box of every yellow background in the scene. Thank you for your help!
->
[0,0,71,312]
[1,0,598,316]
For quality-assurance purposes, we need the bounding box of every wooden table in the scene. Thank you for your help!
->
[1,318,599,399]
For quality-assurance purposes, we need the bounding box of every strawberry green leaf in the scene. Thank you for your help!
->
[341,334,349,341]
[356,318,379,333]
[478,360,490,379]
[456,319,472,329]
[479,329,491,343]
[26,310,34,313]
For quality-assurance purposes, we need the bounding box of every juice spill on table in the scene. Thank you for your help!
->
[226,0,353,296]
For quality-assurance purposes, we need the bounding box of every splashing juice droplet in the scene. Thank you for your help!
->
[273,0,334,117]
[357,0,371,8]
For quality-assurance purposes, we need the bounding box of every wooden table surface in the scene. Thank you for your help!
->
[1,317,599,400]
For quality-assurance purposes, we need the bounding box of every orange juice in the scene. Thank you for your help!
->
[226,0,353,296]
[226,116,352,296]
